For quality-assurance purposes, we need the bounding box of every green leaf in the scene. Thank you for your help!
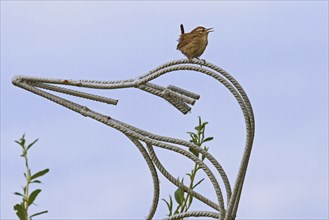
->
[14,192,24,197]
[187,196,193,210]
[27,189,41,207]
[162,196,173,216]
[15,140,25,150]
[31,180,41,184]
[189,147,199,158]
[203,137,214,143]
[202,121,208,128]
[29,210,48,218]
[27,138,39,151]
[187,132,197,140]
[14,204,25,220]
[162,199,171,211]
[199,122,208,132]
[168,196,173,216]
[21,138,26,147]
[17,134,26,147]
[31,169,49,180]
[192,178,205,189]
[197,116,202,130]
[195,117,208,132]
[202,146,209,161]
[174,188,184,206]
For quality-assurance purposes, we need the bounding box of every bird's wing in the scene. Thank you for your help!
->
[177,34,193,50]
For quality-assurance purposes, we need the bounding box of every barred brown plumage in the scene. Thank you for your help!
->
[177,26,214,60]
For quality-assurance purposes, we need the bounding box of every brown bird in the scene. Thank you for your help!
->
[177,25,214,61]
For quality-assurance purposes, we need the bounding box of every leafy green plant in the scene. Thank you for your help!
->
[163,116,214,217]
[13,134,49,220]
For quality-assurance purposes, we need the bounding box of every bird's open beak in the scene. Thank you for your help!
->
[206,28,214,33]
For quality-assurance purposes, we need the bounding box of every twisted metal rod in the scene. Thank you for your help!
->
[138,59,255,219]
[146,143,220,211]
[12,77,227,218]
[203,61,255,219]
[12,59,255,220]
[132,62,255,218]
[88,112,227,218]
[31,82,118,105]
[165,211,220,220]
[12,65,233,204]
[111,118,232,204]
[117,124,226,217]
[128,138,160,220]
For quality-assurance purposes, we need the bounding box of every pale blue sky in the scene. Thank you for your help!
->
[1,1,328,219]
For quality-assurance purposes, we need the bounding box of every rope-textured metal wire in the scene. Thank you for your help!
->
[165,211,220,220]
[128,138,160,220]
[114,118,232,204]
[146,143,220,211]
[12,59,255,220]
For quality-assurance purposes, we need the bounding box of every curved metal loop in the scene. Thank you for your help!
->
[128,138,160,220]
[12,59,255,220]
[146,143,220,211]
[112,118,232,204]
